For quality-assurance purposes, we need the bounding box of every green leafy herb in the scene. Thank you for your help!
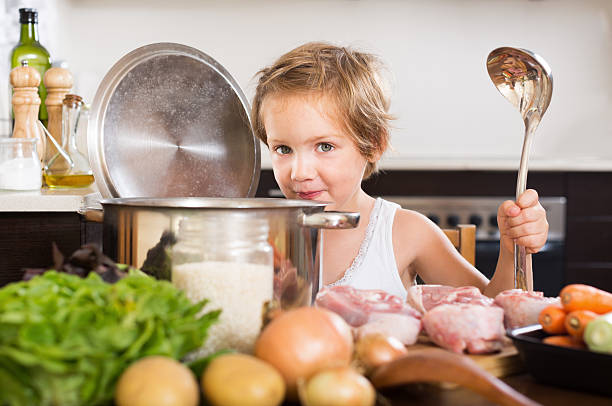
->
[0,270,220,406]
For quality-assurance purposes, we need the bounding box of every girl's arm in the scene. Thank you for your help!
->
[393,189,548,297]
[393,209,489,291]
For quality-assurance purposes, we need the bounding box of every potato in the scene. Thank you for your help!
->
[202,353,285,406]
[115,356,199,406]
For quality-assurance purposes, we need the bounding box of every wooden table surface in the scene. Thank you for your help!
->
[380,373,611,406]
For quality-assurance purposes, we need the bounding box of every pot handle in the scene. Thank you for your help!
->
[78,207,104,223]
[298,211,360,229]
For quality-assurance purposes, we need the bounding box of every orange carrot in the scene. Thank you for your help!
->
[560,284,612,314]
[542,335,586,349]
[565,310,598,340]
[538,305,567,335]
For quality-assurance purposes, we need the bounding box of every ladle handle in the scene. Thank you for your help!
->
[514,125,536,291]
[514,244,527,290]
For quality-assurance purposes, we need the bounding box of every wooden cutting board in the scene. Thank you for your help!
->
[405,336,524,379]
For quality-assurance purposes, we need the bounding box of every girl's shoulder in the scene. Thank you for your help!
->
[393,206,433,228]
[389,206,441,274]
[391,206,442,247]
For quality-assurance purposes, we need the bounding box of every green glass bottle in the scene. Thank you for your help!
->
[10,8,51,125]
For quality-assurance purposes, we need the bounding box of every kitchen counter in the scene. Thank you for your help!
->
[0,186,100,212]
[383,374,611,406]
[260,154,612,172]
[3,154,612,213]
[376,156,612,172]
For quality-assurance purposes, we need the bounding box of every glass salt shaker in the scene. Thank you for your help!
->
[0,138,42,191]
[172,213,273,355]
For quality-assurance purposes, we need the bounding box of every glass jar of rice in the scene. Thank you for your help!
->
[172,213,273,355]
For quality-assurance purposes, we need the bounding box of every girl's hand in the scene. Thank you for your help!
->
[497,189,549,255]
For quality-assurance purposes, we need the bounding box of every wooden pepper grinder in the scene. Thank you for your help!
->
[10,60,45,160]
[43,66,73,161]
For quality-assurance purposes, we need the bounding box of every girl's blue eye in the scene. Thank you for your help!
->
[318,143,334,152]
[275,145,292,155]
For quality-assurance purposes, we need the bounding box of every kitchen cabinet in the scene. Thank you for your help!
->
[0,188,101,287]
[256,169,612,292]
[1,171,611,290]
[565,172,612,288]
[0,212,101,286]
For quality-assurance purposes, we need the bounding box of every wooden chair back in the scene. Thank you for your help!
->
[442,224,476,266]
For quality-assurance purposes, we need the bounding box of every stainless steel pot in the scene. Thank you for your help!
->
[89,197,359,308]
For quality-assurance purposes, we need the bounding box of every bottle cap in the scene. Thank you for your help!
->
[19,8,38,24]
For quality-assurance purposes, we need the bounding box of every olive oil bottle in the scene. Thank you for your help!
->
[43,173,95,188]
[44,94,94,188]
[10,8,51,126]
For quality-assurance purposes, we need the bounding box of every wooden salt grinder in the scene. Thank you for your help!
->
[43,67,73,161]
[10,61,45,160]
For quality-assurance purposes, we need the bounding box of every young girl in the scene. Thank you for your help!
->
[251,42,549,299]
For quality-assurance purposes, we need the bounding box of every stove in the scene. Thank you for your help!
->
[384,196,566,242]
[384,196,567,296]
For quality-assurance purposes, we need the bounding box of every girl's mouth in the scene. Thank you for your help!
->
[297,191,323,200]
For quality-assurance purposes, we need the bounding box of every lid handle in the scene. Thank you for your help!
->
[298,211,360,229]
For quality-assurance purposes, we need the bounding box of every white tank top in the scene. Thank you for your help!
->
[325,198,408,300]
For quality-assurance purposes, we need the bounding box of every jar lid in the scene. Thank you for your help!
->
[88,43,260,198]
[63,94,83,107]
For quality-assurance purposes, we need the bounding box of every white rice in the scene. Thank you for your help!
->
[173,260,273,355]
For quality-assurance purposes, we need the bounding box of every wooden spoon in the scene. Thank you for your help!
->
[370,347,540,406]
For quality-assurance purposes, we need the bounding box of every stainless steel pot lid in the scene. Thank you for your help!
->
[88,43,260,198]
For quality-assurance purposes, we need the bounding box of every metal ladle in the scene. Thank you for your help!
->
[486,47,553,291]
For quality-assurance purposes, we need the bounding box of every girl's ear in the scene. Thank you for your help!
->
[369,149,383,163]
[369,129,388,163]
[368,142,386,163]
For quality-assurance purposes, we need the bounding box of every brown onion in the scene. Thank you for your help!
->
[355,333,408,371]
[254,306,353,400]
[298,367,376,406]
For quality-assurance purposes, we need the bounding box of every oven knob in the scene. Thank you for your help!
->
[447,214,460,227]
[427,214,440,225]
[489,214,498,228]
[469,214,482,227]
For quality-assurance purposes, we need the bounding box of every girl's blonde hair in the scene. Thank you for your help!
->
[251,42,393,179]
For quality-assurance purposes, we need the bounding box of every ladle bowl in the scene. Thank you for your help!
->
[486,47,553,291]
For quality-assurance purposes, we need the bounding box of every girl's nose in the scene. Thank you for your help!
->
[291,154,316,181]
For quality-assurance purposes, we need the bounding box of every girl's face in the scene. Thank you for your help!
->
[262,93,369,211]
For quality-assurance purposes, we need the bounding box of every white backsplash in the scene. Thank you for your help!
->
[2,0,611,169]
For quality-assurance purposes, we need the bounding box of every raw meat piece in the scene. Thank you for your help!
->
[315,285,421,327]
[422,304,506,354]
[406,284,494,313]
[315,286,422,345]
[354,313,422,345]
[494,289,560,329]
